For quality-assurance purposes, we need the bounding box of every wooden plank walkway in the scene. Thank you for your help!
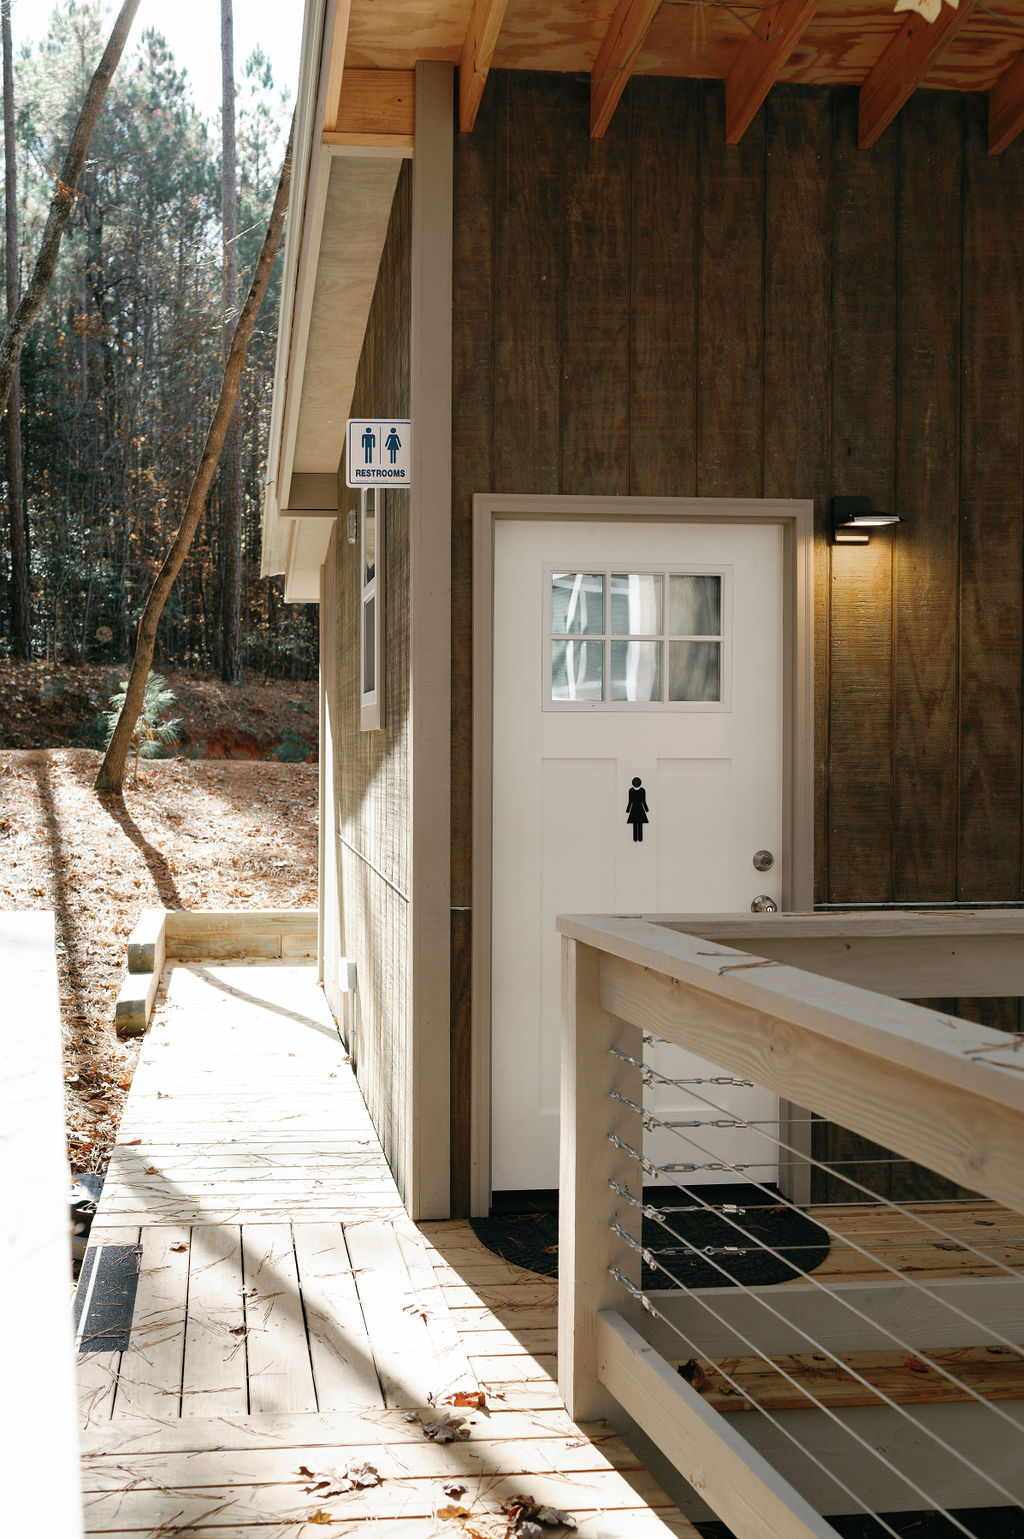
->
[78,961,694,1537]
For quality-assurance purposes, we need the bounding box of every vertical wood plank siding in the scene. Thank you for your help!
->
[451,74,1024,1210]
[322,164,412,1199]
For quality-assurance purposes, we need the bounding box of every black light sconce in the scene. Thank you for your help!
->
[830,496,901,545]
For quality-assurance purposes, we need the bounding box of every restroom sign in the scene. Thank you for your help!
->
[346,419,412,487]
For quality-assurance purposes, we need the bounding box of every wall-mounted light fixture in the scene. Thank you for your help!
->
[830,496,901,545]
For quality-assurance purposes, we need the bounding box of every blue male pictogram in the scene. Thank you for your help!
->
[385,426,402,464]
[361,426,376,463]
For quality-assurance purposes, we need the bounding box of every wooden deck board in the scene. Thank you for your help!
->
[72,961,701,1537]
[292,1222,385,1411]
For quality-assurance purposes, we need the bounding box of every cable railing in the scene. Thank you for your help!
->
[556,911,1024,1539]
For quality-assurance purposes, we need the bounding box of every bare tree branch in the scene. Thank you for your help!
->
[94,118,294,795]
[0,0,141,424]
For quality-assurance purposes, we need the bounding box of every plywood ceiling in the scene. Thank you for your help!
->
[333,0,1024,151]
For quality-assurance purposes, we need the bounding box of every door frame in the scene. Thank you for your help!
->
[470,494,815,1217]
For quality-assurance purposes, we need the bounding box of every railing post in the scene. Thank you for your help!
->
[558,935,644,1422]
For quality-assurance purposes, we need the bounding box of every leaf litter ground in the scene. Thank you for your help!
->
[0,746,318,1181]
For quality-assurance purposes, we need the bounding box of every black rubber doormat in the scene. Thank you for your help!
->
[74,1243,143,1353]
[471,1185,830,1290]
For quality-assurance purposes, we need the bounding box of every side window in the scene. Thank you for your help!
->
[360,488,383,730]
[547,568,726,708]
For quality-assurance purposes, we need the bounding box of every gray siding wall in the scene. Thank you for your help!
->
[321,163,412,1194]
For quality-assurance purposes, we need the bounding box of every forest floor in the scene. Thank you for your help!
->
[1,739,319,1179]
[0,660,318,760]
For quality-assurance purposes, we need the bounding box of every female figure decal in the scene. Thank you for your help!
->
[626,777,649,843]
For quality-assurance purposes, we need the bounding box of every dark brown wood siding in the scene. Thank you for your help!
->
[322,163,412,1199]
[451,74,1024,1211]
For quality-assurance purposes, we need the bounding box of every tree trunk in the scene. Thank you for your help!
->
[94,121,293,795]
[0,0,141,426]
[2,0,28,657]
[219,0,243,685]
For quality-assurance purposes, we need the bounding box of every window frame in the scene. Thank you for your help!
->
[360,487,384,731]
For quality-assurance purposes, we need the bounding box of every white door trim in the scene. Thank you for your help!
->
[471,494,815,1217]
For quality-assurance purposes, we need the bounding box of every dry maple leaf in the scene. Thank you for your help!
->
[443,1481,467,1498]
[446,1389,486,1410]
[169,1243,188,1253]
[438,1506,470,1522]
[307,1511,332,1525]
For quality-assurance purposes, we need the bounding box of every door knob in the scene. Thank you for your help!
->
[751,895,778,913]
[752,849,774,872]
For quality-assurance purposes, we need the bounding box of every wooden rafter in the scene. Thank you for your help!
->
[858,0,975,149]
[322,69,415,150]
[724,0,823,144]
[322,0,354,135]
[989,49,1024,154]
[591,0,663,139]
[459,0,511,133]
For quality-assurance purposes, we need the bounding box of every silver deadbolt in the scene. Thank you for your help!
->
[753,849,774,872]
[751,895,778,913]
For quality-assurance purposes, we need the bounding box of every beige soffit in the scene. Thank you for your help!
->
[261,0,404,596]
[260,0,331,582]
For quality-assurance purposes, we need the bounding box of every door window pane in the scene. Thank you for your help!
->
[669,640,720,702]
[610,641,662,701]
[552,573,604,636]
[610,573,662,636]
[669,574,720,636]
[552,638,604,701]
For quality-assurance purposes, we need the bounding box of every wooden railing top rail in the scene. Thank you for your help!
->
[557,913,1024,1211]
[646,908,1024,941]
[624,909,1024,999]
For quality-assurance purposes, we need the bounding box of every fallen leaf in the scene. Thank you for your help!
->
[124,1138,142,1146]
[346,1462,382,1489]
[145,1166,158,1175]
[169,1243,189,1253]
[446,1390,486,1411]
[443,1481,467,1498]
[307,1511,333,1525]
[438,1506,470,1522]
[677,1359,708,1391]
[502,1494,577,1531]
[298,1462,382,1497]
[422,1414,469,1444]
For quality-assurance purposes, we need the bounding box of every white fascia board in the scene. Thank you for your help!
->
[260,0,334,580]
[283,519,336,602]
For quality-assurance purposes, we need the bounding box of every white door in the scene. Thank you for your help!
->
[491,517,784,1192]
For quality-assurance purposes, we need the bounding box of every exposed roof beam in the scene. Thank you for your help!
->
[989,48,1024,154]
[725,0,823,144]
[858,0,975,149]
[459,0,511,132]
[322,69,415,149]
[591,0,662,139]
[323,0,354,134]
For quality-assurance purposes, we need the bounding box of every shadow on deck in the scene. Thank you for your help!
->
[77,958,692,1537]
